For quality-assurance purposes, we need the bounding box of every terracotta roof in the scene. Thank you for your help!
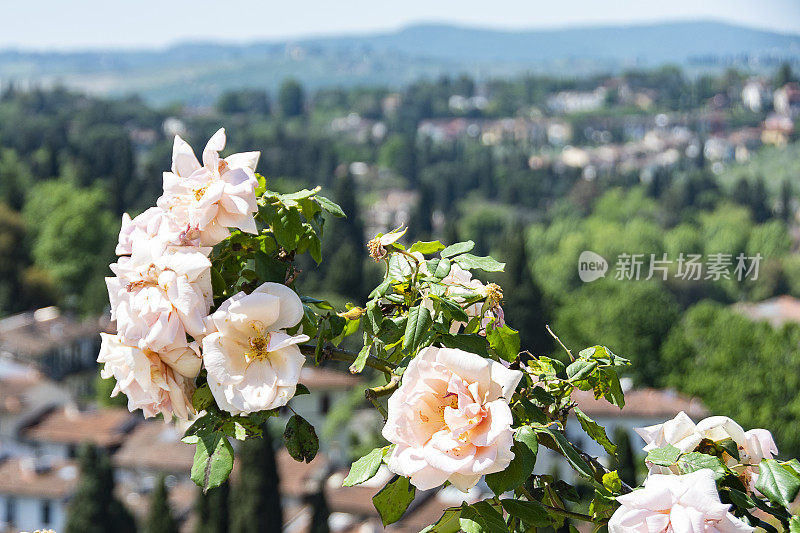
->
[0,307,107,360]
[277,449,329,497]
[23,406,138,448]
[299,365,362,390]
[733,295,800,328]
[113,422,195,473]
[0,458,78,498]
[573,387,707,419]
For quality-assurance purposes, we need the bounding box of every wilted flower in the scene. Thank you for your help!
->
[608,469,754,533]
[367,227,407,261]
[98,333,198,419]
[157,128,260,246]
[107,247,213,352]
[636,412,778,489]
[382,346,522,491]
[202,282,310,415]
[441,264,505,333]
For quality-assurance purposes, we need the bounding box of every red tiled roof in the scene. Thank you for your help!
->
[299,365,362,390]
[733,295,800,327]
[573,387,707,419]
[0,458,78,499]
[23,406,138,448]
[113,422,195,473]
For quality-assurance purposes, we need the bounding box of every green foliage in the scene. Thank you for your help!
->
[230,424,283,533]
[65,444,136,533]
[283,414,319,463]
[23,180,116,313]
[195,482,230,533]
[662,301,800,456]
[278,78,305,117]
[145,474,179,533]
[372,475,416,525]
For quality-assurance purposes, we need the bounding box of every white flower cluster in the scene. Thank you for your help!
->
[100,129,308,419]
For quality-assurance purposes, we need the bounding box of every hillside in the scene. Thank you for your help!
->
[1,20,798,105]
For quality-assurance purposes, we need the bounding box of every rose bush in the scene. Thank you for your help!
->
[100,127,800,532]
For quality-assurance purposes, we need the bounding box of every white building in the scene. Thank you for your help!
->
[0,458,77,533]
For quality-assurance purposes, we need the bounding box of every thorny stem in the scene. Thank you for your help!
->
[299,344,397,375]
[546,324,574,362]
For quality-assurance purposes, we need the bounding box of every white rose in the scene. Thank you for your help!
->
[107,246,212,351]
[609,469,754,533]
[202,282,310,415]
[98,333,198,419]
[157,128,260,246]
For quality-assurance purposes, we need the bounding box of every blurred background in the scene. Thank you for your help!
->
[0,1,799,531]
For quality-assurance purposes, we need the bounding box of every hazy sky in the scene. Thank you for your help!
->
[6,0,800,50]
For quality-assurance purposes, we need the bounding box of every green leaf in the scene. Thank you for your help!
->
[316,195,346,217]
[566,360,598,381]
[403,305,433,354]
[254,251,289,283]
[574,407,616,455]
[191,384,214,412]
[430,294,469,323]
[409,241,445,255]
[453,253,505,272]
[602,471,622,493]
[190,432,234,493]
[343,446,389,487]
[283,415,319,463]
[487,324,521,363]
[349,344,371,374]
[716,438,740,462]
[789,516,800,533]
[646,444,682,467]
[756,459,800,507]
[420,508,462,533]
[426,258,452,279]
[438,334,491,357]
[516,426,539,456]
[300,295,334,310]
[372,475,416,525]
[220,417,262,441]
[459,502,508,533]
[294,384,310,396]
[440,240,475,258]
[485,439,537,495]
[501,499,550,527]
[676,452,726,479]
[364,301,383,337]
[535,427,593,479]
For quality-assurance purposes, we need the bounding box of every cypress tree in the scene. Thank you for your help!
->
[306,484,330,533]
[65,443,136,533]
[230,425,283,533]
[613,427,638,487]
[324,172,365,300]
[145,473,179,533]
[196,482,230,533]
[501,227,551,354]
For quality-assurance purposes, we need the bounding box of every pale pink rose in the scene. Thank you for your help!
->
[157,128,260,246]
[608,469,754,533]
[107,246,213,352]
[116,207,200,256]
[636,412,778,489]
[382,346,522,491]
[98,333,198,419]
[202,282,310,415]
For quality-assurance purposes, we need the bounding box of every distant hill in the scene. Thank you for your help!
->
[1,20,798,105]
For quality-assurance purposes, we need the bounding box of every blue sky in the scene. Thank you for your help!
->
[6,0,800,50]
